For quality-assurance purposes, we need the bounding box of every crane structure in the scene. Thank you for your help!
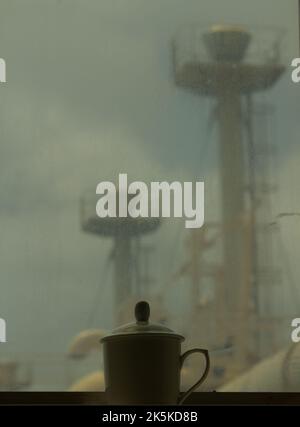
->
[80,190,160,324]
[173,24,286,380]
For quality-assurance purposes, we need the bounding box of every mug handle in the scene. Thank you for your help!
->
[178,348,210,405]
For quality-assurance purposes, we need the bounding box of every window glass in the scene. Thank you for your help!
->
[0,0,299,392]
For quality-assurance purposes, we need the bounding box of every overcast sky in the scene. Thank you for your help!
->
[0,0,299,363]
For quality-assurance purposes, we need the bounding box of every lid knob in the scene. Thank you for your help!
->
[135,301,150,323]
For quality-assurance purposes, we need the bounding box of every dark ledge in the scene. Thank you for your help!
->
[0,392,300,405]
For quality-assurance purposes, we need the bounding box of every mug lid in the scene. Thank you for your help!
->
[101,301,184,341]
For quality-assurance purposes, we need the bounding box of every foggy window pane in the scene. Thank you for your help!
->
[0,0,299,393]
